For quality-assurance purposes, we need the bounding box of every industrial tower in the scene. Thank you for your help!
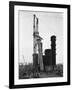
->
[33,14,44,71]
[51,35,56,65]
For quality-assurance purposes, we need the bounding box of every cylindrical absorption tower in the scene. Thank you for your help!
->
[51,35,56,65]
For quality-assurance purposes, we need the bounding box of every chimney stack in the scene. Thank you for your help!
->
[51,35,56,65]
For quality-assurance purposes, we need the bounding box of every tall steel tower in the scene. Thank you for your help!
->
[33,14,44,71]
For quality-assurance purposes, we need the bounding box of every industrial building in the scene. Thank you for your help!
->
[33,14,56,72]
[43,35,56,71]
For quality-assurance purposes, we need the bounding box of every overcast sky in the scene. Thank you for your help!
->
[18,10,63,64]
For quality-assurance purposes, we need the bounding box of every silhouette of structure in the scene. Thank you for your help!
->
[43,36,56,70]
[33,14,56,71]
[51,35,56,65]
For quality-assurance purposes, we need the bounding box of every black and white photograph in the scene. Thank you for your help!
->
[19,11,63,79]
[9,1,70,88]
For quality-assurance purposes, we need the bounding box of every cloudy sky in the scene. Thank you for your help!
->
[18,10,64,64]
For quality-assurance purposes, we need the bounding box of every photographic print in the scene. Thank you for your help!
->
[9,1,70,89]
[19,11,63,79]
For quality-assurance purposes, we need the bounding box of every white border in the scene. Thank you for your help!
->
[14,5,67,85]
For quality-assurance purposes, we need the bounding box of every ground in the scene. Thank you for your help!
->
[19,63,63,79]
[39,72,61,78]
